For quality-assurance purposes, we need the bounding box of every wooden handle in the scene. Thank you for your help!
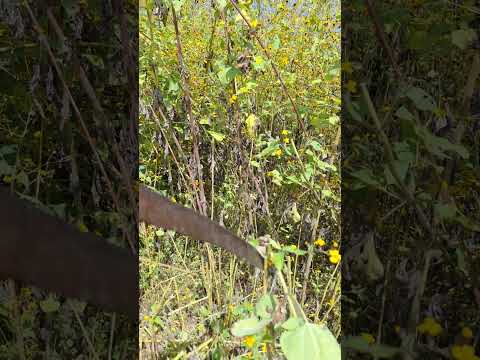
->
[0,187,138,320]
[0,184,262,320]
[139,185,263,269]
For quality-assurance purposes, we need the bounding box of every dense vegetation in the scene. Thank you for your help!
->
[139,0,341,358]
[342,1,480,358]
[0,1,137,358]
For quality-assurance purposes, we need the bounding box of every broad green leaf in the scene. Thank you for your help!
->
[290,203,301,223]
[325,66,340,81]
[322,189,333,198]
[272,35,281,50]
[456,248,468,275]
[245,114,257,138]
[82,54,104,69]
[407,30,430,50]
[252,56,267,71]
[255,294,276,320]
[415,126,469,159]
[350,168,381,186]
[281,317,304,331]
[40,296,60,313]
[451,28,477,50]
[231,317,270,337]
[405,86,435,112]
[271,251,285,271]
[434,202,457,220]
[280,323,340,360]
[207,130,226,142]
[395,106,414,121]
[342,336,402,358]
[218,66,242,85]
[171,0,185,12]
[0,159,13,176]
[216,0,227,10]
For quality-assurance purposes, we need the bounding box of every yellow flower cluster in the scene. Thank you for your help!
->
[360,332,375,344]
[417,317,442,336]
[244,335,256,348]
[451,345,479,360]
[328,249,341,264]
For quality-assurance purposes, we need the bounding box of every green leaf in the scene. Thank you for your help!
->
[456,248,468,276]
[249,160,260,168]
[290,203,301,223]
[415,126,469,159]
[0,159,14,176]
[82,54,104,69]
[218,66,242,85]
[171,0,185,12]
[216,0,227,10]
[395,106,414,121]
[66,299,86,313]
[231,317,270,337]
[325,66,340,81]
[256,143,279,159]
[407,30,430,50]
[245,114,257,138]
[207,130,226,142]
[40,296,60,313]
[342,336,402,358]
[384,160,409,185]
[281,317,304,331]
[434,202,457,220]
[272,35,281,50]
[271,251,285,271]
[280,323,340,360]
[451,28,477,50]
[350,168,381,186]
[322,189,333,198]
[255,294,276,320]
[405,86,435,112]
[252,55,267,71]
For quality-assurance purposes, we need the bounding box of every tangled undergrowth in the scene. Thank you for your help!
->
[139,0,341,358]
[342,1,480,358]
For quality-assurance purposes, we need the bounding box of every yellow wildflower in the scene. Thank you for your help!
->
[281,129,289,135]
[417,317,442,336]
[77,222,88,233]
[229,95,238,104]
[345,80,357,93]
[360,332,375,344]
[261,343,267,353]
[283,137,290,144]
[328,249,341,264]
[315,238,326,247]
[332,241,339,248]
[451,344,479,360]
[244,335,256,348]
[461,326,473,339]
[275,149,282,157]
[341,61,353,74]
